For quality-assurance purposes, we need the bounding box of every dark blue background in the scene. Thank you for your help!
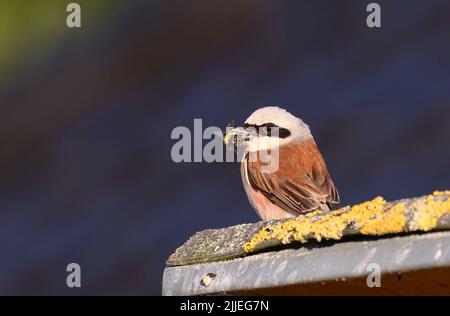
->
[0,0,449,294]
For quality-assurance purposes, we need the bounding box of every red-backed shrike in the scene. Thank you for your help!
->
[224,106,340,221]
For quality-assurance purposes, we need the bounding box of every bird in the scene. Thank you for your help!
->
[224,106,340,221]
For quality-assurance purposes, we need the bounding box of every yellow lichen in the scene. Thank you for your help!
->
[243,191,450,253]
[244,196,387,252]
[413,194,450,231]
[242,211,347,253]
[433,190,450,196]
[360,203,406,235]
[344,196,386,226]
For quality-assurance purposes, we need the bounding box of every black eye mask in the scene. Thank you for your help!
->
[243,122,291,139]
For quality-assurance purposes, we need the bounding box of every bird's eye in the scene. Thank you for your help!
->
[261,123,276,136]
[263,123,276,129]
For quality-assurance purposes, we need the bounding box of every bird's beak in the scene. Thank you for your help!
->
[223,127,248,146]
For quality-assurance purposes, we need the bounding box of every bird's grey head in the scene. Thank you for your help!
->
[225,106,312,152]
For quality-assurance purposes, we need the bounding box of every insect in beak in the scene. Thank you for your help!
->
[223,120,248,146]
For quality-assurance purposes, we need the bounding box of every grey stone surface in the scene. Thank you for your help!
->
[166,193,450,267]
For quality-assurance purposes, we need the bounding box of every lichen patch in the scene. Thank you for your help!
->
[243,191,450,253]
[410,194,450,231]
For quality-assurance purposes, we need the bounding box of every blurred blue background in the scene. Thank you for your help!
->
[0,0,449,295]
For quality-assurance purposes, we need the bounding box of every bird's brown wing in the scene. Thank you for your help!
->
[246,141,340,216]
